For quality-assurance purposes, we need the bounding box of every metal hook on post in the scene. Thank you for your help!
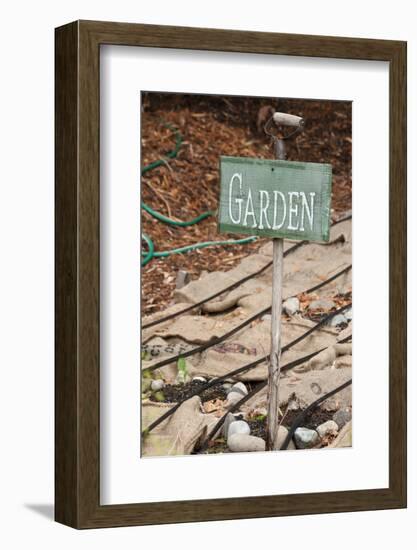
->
[265,111,305,450]
[264,112,305,160]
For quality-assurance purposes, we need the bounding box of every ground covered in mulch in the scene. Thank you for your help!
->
[141,93,352,314]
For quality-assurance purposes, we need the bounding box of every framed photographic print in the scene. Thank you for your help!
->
[55,20,406,528]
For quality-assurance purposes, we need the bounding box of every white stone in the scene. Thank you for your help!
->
[283,296,300,316]
[294,427,320,449]
[192,376,207,383]
[232,382,248,396]
[333,408,352,429]
[316,420,339,439]
[226,391,243,408]
[222,413,237,438]
[329,313,347,327]
[287,398,300,411]
[176,270,190,289]
[227,420,250,440]
[151,379,165,391]
[272,425,296,450]
[228,434,266,452]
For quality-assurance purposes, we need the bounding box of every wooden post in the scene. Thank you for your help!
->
[267,237,284,450]
[267,136,286,450]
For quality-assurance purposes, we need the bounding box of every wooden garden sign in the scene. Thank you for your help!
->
[218,156,332,242]
[218,131,332,451]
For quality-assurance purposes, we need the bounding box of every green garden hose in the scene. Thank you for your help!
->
[141,234,257,267]
[141,124,214,226]
[141,123,257,266]
[141,202,214,227]
[141,234,155,267]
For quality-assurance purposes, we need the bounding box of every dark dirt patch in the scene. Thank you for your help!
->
[204,438,229,454]
[247,418,267,440]
[281,408,335,431]
[149,380,227,404]
[248,408,336,439]
[202,408,338,454]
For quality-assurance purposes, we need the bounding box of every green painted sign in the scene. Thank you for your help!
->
[218,156,332,242]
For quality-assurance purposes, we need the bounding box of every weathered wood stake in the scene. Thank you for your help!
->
[266,133,287,450]
[217,111,327,452]
[267,236,284,450]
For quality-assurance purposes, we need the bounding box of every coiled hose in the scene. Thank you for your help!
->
[141,124,256,266]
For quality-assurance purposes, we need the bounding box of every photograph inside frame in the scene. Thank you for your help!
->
[140,91,352,457]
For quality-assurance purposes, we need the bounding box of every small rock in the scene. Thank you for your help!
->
[222,382,233,391]
[345,308,352,321]
[287,398,300,411]
[222,412,237,437]
[309,299,335,311]
[333,407,352,429]
[329,313,347,327]
[228,434,266,452]
[151,379,165,391]
[226,391,243,408]
[316,420,339,439]
[283,296,300,316]
[227,420,251,440]
[231,382,248,397]
[192,376,207,383]
[294,427,320,449]
[176,270,190,289]
[273,425,296,450]
[262,314,272,321]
